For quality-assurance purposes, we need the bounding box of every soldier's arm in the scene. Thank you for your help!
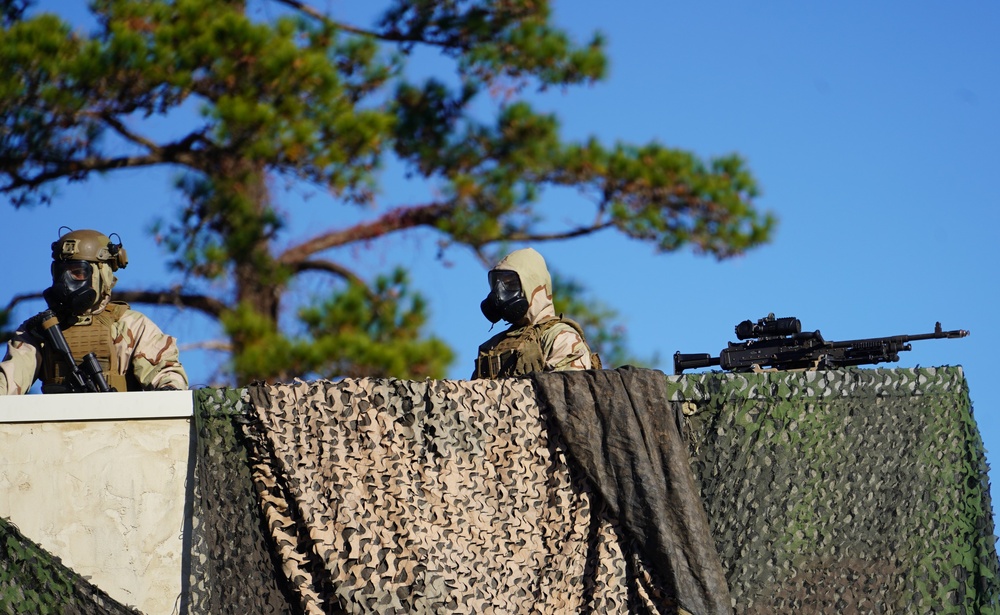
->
[117,311,190,391]
[0,330,43,395]
[545,325,592,372]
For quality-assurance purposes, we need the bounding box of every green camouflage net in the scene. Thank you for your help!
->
[1,388,297,615]
[668,366,1000,614]
[0,515,141,615]
[186,387,298,615]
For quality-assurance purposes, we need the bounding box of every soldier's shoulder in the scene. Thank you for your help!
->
[115,305,157,329]
[106,300,132,319]
[539,316,585,339]
[478,325,519,351]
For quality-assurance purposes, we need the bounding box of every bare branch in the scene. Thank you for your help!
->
[292,258,379,302]
[272,0,373,37]
[499,221,616,243]
[112,288,228,319]
[1,153,172,194]
[291,259,364,285]
[278,201,453,265]
[3,287,229,325]
[95,112,161,152]
[179,339,232,353]
[272,0,457,48]
[3,292,44,314]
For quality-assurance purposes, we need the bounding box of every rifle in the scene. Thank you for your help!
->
[27,310,114,392]
[673,313,969,375]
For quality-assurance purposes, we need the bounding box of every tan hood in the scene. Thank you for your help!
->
[493,248,556,326]
[89,262,118,315]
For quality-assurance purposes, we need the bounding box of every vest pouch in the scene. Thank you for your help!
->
[41,305,128,393]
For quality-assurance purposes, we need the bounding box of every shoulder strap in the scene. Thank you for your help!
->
[538,316,602,369]
[105,301,130,320]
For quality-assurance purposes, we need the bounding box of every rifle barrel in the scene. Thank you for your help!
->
[830,323,969,350]
[673,352,721,374]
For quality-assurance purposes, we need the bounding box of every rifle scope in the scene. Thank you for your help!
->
[735,315,801,340]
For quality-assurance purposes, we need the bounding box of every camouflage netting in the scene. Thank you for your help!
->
[668,366,1000,614]
[0,387,298,615]
[2,366,998,615]
[243,373,727,614]
[185,387,299,614]
[0,515,142,615]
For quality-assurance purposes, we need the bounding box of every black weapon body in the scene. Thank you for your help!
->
[674,314,969,375]
[27,310,114,392]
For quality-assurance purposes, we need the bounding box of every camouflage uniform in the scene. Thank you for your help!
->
[472,248,596,379]
[0,301,188,394]
[0,229,188,394]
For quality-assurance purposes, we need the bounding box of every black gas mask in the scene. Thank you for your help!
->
[43,260,99,317]
[480,269,529,324]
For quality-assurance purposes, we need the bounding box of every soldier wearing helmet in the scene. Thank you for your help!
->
[472,247,600,379]
[0,228,189,394]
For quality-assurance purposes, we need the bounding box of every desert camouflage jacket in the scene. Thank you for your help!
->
[472,248,594,379]
[0,301,188,394]
[473,315,595,379]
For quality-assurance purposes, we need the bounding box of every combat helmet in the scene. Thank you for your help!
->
[44,228,128,317]
[51,228,128,271]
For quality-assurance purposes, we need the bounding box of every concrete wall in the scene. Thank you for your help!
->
[0,391,193,615]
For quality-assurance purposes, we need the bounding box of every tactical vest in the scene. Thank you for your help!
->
[41,301,132,393]
[473,317,601,379]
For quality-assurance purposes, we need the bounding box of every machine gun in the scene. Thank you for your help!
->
[26,310,114,392]
[673,313,969,375]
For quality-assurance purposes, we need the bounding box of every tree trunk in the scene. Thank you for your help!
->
[219,159,285,381]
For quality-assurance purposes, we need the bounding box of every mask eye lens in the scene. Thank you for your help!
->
[489,270,521,301]
[58,261,92,282]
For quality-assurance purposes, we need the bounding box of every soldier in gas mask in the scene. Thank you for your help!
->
[472,247,599,379]
[0,228,189,394]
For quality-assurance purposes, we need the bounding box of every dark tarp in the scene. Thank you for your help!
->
[531,366,733,615]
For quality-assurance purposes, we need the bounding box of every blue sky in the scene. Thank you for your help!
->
[4,3,999,526]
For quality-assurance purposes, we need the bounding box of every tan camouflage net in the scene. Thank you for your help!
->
[669,366,1000,614]
[244,376,703,614]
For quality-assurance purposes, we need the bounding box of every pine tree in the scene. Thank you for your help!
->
[1,0,774,383]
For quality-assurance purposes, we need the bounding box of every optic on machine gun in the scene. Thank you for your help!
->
[734,314,801,340]
[674,313,969,374]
